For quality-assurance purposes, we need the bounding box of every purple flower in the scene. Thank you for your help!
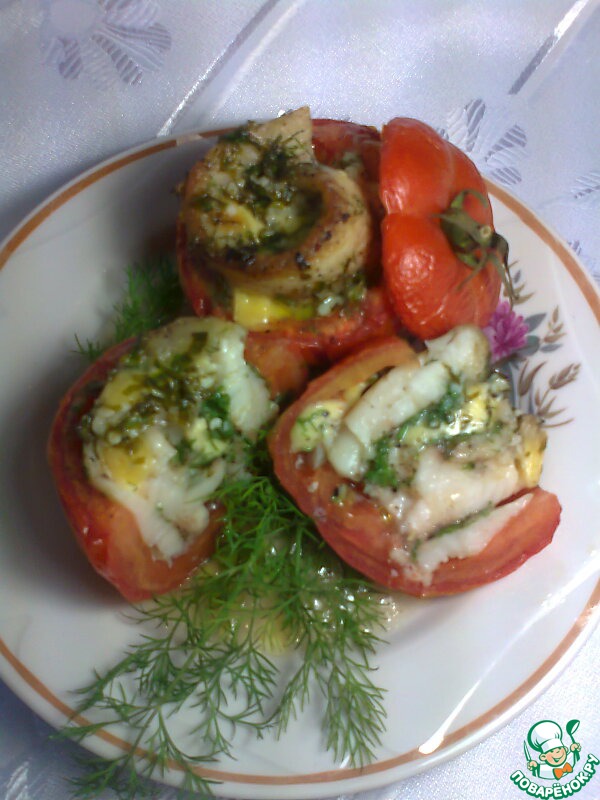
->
[484,301,529,361]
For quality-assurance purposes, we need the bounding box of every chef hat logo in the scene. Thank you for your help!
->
[528,720,564,754]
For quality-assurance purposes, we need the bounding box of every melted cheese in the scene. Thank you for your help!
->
[84,318,274,561]
[233,289,296,327]
[232,288,315,328]
[290,400,347,453]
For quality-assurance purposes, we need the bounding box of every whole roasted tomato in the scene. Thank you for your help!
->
[48,332,309,602]
[269,337,561,597]
[380,117,511,339]
[177,118,396,365]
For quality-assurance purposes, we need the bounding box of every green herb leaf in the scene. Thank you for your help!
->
[60,434,388,798]
[364,434,399,489]
[75,255,184,361]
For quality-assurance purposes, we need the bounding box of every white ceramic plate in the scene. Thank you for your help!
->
[0,134,599,800]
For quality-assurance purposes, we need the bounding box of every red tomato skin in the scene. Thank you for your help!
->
[379,118,501,338]
[269,339,561,597]
[177,119,396,364]
[312,118,380,178]
[382,214,499,339]
[48,332,309,602]
[380,118,453,216]
[243,332,310,398]
[447,143,493,225]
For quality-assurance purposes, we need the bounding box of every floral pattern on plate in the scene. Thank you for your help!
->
[485,272,580,428]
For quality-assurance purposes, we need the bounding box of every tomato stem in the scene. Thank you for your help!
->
[436,190,515,302]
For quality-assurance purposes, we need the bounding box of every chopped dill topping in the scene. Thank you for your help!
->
[364,434,399,490]
[190,128,321,258]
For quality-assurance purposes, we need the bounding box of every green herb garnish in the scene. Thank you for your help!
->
[364,434,399,489]
[75,255,184,361]
[61,436,387,798]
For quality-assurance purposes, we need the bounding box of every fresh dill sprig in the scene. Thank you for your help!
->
[213,468,388,762]
[75,255,184,361]
[61,436,388,799]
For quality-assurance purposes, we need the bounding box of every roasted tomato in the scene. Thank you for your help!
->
[380,117,511,339]
[48,321,309,602]
[177,109,396,364]
[270,333,561,597]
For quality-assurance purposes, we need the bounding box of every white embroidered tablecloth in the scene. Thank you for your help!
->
[1,2,599,799]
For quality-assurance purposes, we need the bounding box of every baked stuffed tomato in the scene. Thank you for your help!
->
[48,318,309,602]
[177,107,396,364]
[270,325,561,597]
